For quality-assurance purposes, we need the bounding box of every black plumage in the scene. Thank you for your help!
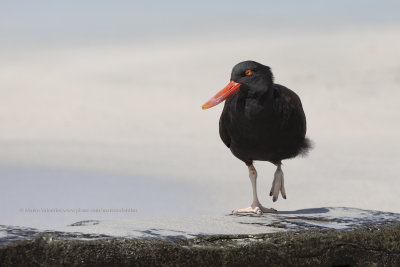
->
[219,61,311,166]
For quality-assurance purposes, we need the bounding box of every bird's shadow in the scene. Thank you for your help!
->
[229,207,330,217]
[277,207,330,215]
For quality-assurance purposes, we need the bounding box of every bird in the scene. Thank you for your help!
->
[202,60,311,215]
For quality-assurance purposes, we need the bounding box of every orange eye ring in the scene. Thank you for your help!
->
[245,69,253,76]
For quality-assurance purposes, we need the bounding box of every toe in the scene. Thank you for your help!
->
[254,207,263,215]
[260,206,277,213]
[280,174,286,199]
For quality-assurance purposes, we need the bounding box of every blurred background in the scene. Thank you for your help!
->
[1,0,399,228]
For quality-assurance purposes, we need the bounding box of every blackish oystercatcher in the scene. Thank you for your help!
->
[202,61,311,214]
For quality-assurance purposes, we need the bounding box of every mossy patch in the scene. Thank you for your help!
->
[1,223,399,266]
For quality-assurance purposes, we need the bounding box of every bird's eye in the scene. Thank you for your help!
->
[245,70,253,76]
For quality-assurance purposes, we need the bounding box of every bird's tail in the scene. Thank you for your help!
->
[298,137,313,157]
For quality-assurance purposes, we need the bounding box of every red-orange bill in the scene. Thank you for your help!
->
[202,81,241,110]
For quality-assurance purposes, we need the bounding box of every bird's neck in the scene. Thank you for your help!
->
[234,83,275,120]
[245,82,274,103]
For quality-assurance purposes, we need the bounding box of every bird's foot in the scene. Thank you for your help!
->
[232,203,276,215]
[270,164,286,202]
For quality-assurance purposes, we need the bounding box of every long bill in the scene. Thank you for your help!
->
[201,81,241,110]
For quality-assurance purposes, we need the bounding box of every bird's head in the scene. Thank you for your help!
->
[202,60,273,110]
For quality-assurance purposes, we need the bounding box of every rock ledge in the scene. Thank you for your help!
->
[1,222,399,266]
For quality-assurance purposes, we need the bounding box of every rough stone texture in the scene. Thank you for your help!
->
[0,222,399,267]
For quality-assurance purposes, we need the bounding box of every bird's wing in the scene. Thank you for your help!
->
[273,84,307,136]
[219,103,231,148]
